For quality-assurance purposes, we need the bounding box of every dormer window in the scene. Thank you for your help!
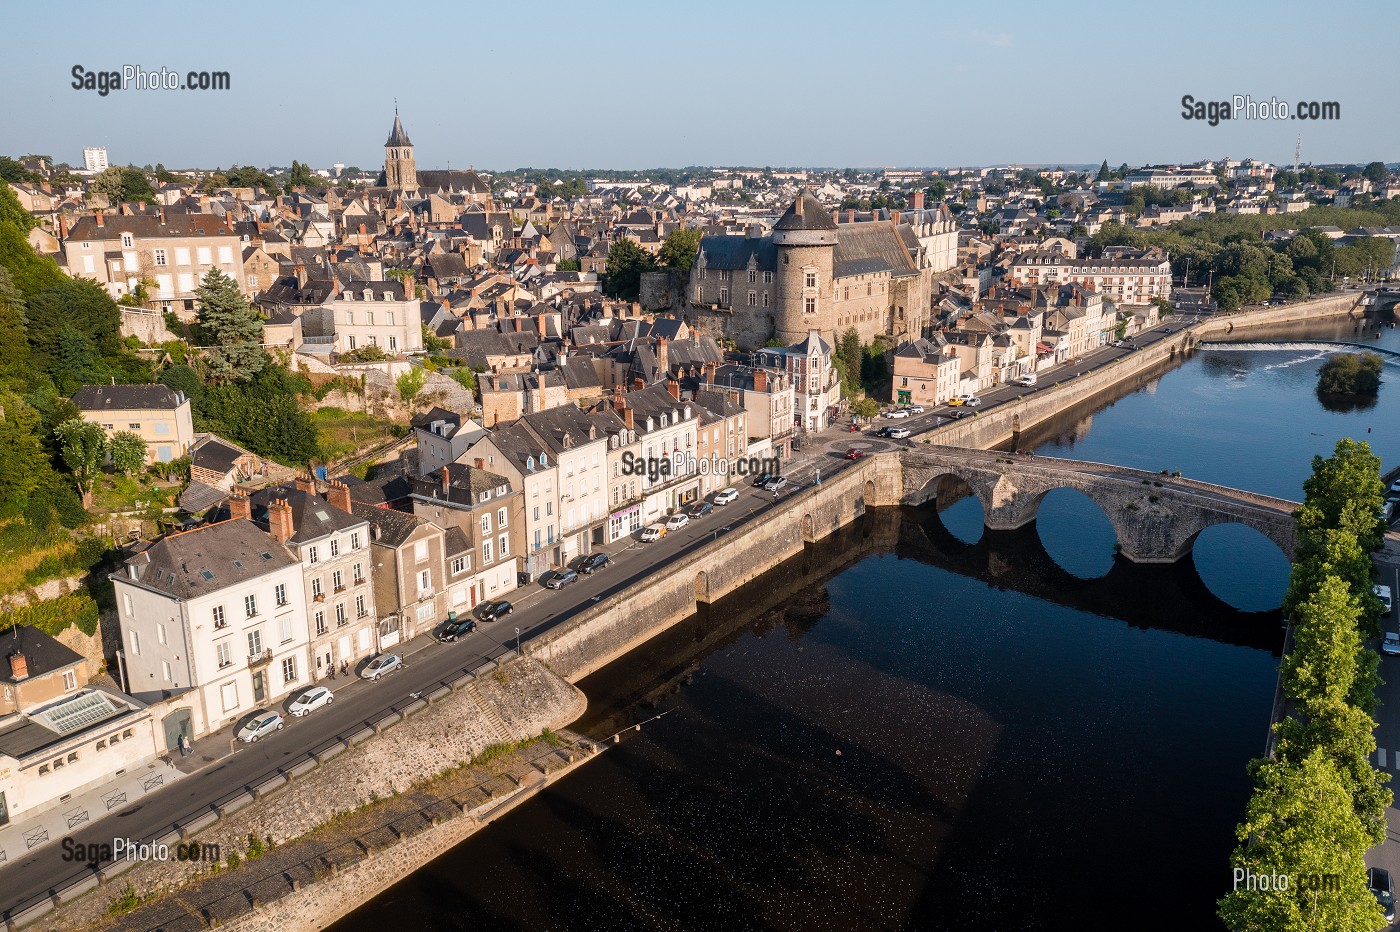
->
[363,288,373,301]
[525,456,534,471]
[540,453,548,467]
[121,233,133,248]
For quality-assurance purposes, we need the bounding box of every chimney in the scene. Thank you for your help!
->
[326,480,351,514]
[294,474,315,494]
[8,651,28,681]
[633,376,644,392]
[612,387,626,411]
[440,466,451,494]
[158,207,166,225]
[623,406,634,430]
[225,212,235,232]
[704,362,716,385]
[912,191,926,210]
[228,490,251,521]
[58,214,69,239]
[473,458,486,469]
[656,336,669,376]
[95,209,104,228]
[536,314,546,337]
[753,368,768,392]
[892,210,901,225]
[293,264,307,287]
[847,209,856,223]
[514,315,523,332]
[268,498,293,544]
[403,272,416,298]
[358,223,367,234]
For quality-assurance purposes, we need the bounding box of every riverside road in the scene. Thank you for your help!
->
[0,313,1214,920]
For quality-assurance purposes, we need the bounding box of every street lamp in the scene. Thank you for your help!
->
[514,626,521,657]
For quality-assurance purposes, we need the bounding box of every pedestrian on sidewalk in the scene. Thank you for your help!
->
[179,734,191,757]
[340,659,349,677]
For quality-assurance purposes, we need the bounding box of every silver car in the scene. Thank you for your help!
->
[237,710,284,743]
[361,654,404,680]
[288,686,333,717]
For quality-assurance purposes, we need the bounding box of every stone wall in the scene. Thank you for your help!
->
[118,308,176,344]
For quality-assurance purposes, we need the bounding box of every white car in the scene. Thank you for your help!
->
[713,487,739,505]
[958,395,982,407]
[1012,374,1037,387]
[884,408,911,419]
[236,710,284,743]
[664,513,690,531]
[288,686,333,717]
[905,405,925,414]
[640,523,666,542]
[361,653,404,680]
[1377,585,1394,615]
[1383,633,1400,656]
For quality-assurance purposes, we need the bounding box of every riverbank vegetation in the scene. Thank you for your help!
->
[1318,352,1384,397]
[1219,439,1390,930]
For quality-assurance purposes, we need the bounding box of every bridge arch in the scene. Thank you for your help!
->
[1030,487,1119,579]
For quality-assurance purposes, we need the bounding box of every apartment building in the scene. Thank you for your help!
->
[754,329,842,433]
[113,518,311,736]
[72,384,195,464]
[1008,247,1171,306]
[408,464,524,606]
[350,505,460,643]
[893,335,963,405]
[301,279,424,356]
[63,210,245,311]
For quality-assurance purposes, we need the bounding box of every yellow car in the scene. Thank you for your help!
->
[946,397,965,407]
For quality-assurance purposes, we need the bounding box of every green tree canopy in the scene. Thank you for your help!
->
[53,418,107,497]
[92,166,156,204]
[603,239,656,301]
[1300,438,1385,553]
[657,228,703,271]
[195,268,266,383]
[108,430,147,475]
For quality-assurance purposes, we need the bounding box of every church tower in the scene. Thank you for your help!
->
[771,191,838,345]
[383,108,418,195]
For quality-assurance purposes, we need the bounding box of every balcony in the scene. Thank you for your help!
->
[417,588,435,601]
[247,649,273,669]
[313,593,326,602]
[333,585,347,594]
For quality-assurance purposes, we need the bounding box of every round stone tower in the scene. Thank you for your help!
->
[771,191,838,345]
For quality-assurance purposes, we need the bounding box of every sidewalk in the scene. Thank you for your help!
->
[0,760,182,867]
[171,724,238,776]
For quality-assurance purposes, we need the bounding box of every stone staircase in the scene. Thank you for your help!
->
[465,681,513,743]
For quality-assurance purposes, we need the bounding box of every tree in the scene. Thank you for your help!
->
[0,184,65,298]
[603,239,656,301]
[556,258,580,273]
[195,269,266,383]
[1283,576,1363,707]
[1300,439,1385,553]
[448,367,477,393]
[396,367,426,404]
[0,390,52,517]
[53,418,106,499]
[1218,749,1384,932]
[0,266,29,383]
[1317,353,1382,396]
[657,229,703,271]
[924,179,948,202]
[24,278,129,388]
[158,364,204,405]
[1361,162,1389,186]
[92,166,156,204]
[1096,160,1110,182]
[108,431,148,476]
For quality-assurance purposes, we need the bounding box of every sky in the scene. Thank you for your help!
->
[3,0,1395,173]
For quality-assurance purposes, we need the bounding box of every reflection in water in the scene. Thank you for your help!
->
[333,508,1279,932]
[1316,387,1380,413]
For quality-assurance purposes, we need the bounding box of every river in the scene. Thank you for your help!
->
[332,317,1400,931]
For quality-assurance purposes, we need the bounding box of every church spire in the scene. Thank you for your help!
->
[385,109,412,148]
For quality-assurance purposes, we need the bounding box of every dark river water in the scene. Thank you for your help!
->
[334,318,1400,931]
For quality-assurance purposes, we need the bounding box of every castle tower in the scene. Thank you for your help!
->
[383,109,418,195]
[771,190,837,345]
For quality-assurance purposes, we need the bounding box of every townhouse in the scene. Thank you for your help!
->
[408,464,525,606]
[349,505,462,643]
[753,329,842,434]
[72,384,195,465]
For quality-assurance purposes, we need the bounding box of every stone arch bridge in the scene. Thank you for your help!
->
[896,445,1299,563]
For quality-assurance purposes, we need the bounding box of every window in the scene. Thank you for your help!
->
[482,540,493,564]
[804,297,816,314]
[388,311,396,325]
[175,247,191,266]
[748,269,757,283]
[336,603,347,626]
[218,246,234,264]
[312,577,324,599]
[130,630,140,655]
[153,249,167,266]
[498,507,507,528]
[279,614,293,643]
[330,539,339,558]
[332,570,344,592]
[451,556,467,575]
[350,532,361,550]
[245,593,257,617]
[481,514,492,535]
[389,335,398,351]
[275,583,287,606]
[62,669,77,691]
[416,603,434,622]
[762,291,770,308]
[162,660,172,683]
[217,641,232,668]
[281,656,297,684]
[121,233,133,248]
[196,246,212,265]
[498,534,509,557]
[719,287,728,305]
[747,291,756,306]
[356,594,367,618]
[221,682,240,712]
[418,569,432,593]
[805,271,817,288]
[308,546,319,565]
[764,271,773,283]
[353,563,364,583]
[157,622,167,645]
[247,629,262,656]
[414,541,428,562]
[314,611,326,635]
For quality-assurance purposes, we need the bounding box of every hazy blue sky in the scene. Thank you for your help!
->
[3,0,1394,172]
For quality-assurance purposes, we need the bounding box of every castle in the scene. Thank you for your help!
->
[685,192,956,350]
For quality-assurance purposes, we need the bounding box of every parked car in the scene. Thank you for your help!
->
[361,653,404,680]
[713,487,739,505]
[946,409,971,420]
[640,523,667,542]
[477,599,514,622]
[905,404,925,414]
[1162,326,1174,334]
[762,476,789,492]
[664,513,690,531]
[958,395,981,407]
[545,569,579,589]
[1376,584,1394,615]
[1370,867,1396,924]
[844,448,865,460]
[237,710,285,742]
[288,686,333,717]
[886,426,911,439]
[577,552,610,574]
[945,396,964,407]
[439,616,478,641]
[1013,373,1037,387]
[751,472,774,487]
[1383,633,1400,656]
[687,501,714,519]
[884,408,911,419]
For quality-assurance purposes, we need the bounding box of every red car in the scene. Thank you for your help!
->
[844,448,865,460]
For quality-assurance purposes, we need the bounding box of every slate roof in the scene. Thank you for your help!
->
[0,626,84,685]
[773,191,837,232]
[248,485,365,545]
[351,502,428,549]
[190,435,247,474]
[409,463,513,509]
[696,235,777,271]
[119,519,298,599]
[385,113,412,147]
[833,222,920,279]
[73,384,185,411]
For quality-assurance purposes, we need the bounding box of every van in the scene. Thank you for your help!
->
[1377,585,1394,615]
[1013,373,1037,387]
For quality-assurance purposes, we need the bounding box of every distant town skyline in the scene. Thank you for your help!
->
[4,0,1396,172]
